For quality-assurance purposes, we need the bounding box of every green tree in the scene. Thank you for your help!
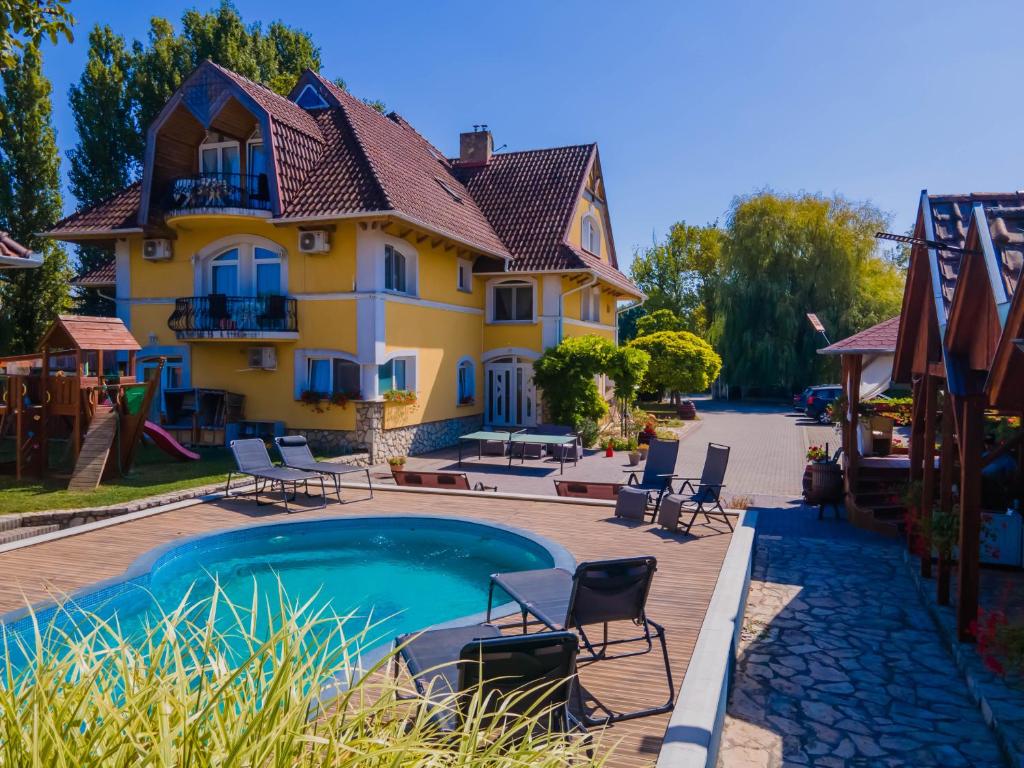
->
[0,0,73,70]
[628,331,722,400]
[605,344,650,435]
[635,308,684,338]
[630,221,723,336]
[68,25,138,315]
[713,191,902,393]
[0,44,71,354]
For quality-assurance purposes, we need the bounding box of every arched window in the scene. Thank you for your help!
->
[295,350,361,399]
[457,358,476,405]
[490,279,534,322]
[582,214,601,256]
[254,247,281,296]
[199,133,240,176]
[384,244,409,293]
[210,249,239,294]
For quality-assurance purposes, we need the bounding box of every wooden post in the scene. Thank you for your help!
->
[957,395,985,643]
[846,355,862,492]
[908,376,926,551]
[920,376,938,578]
[937,387,956,605]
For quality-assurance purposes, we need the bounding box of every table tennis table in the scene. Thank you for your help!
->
[457,430,580,474]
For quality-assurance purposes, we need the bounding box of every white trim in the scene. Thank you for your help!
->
[377,350,418,397]
[165,208,272,223]
[115,238,131,327]
[178,331,298,341]
[564,317,615,332]
[382,235,419,296]
[0,252,42,268]
[581,211,602,257]
[193,234,288,296]
[47,228,145,239]
[486,276,538,324]
[198,137,240,174]
[482,347,540,362]
[457,257,473,293]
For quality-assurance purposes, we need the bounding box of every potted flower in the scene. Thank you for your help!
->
[627,437,641,466]
[802,445,827,498]
[638,419,658,446]
[387,456,407,473]
[637,443,650,462]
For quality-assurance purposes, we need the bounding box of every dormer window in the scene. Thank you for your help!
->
[295,83,329,110]
[582,214,602,257]
[200,134,240,177]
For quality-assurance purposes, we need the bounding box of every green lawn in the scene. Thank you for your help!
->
[0,445,237,515]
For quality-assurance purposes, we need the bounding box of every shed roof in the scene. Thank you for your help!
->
[39,315,140,352]
[819,316,900,356]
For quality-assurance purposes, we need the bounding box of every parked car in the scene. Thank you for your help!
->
[794,384,837,412]
[805,386,842,423]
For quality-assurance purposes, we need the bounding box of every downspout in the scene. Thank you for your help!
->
[557,273,598,344]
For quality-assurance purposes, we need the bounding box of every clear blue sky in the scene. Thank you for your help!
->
[41,0,1024,271]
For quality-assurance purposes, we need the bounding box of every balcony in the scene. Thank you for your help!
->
[163,173,272,216]
[168,295,298,340]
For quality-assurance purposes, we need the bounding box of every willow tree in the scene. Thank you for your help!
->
[713,192,902,393]
[0,44,71,354]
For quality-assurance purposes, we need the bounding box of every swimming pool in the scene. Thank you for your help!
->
[0,515,574,667]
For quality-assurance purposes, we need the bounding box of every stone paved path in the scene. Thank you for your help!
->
[718,508,1007,767]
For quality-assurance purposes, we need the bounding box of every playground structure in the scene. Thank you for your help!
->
[0,316,197,490]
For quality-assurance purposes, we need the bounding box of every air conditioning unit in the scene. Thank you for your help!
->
[142,238,172,261]
[298,230,330,254]
[247,346,277,370]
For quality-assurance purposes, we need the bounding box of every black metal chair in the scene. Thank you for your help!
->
[226,438,325,512]
[624,438,679,518]
[395,626,582,734]
[485,556,673,725]
[667,442,732,533]
[274,435,372,503]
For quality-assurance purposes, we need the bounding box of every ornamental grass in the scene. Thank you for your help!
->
[0,583,605,767]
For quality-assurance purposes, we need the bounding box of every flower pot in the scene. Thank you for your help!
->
[628,451,641,466]
[806,462,842,504]
[801,463,813,499]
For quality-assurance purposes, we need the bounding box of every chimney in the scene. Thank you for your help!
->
[459,125,492,166]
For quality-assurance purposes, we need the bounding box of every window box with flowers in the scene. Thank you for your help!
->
[382,389,417,406]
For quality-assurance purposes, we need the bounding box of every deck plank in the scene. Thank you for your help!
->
[0,489,732,767]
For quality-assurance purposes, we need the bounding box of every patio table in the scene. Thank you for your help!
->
[457,430,579,474]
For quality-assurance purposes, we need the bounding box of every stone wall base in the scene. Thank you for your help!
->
[286,427,367,458]
[374,413,484,460]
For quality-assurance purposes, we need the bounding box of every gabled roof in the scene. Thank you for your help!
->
[818,316,900,356]
[39,315,140,352]
[50,184,142,237]
[73,261,116,288]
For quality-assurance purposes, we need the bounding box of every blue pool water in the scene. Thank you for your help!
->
[1,516,565,667]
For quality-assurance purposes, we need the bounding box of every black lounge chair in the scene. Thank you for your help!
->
[226,438,325,512]
[274,435,372,503]
[485,556,673,725]
[534,424,582,462]
[395,626,581,733]
[624,438,679,518]
[666,442,732,533]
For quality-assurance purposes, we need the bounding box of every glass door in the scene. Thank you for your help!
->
[485,358,536,428]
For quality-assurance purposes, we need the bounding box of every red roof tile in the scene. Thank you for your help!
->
[819,316,900,355]
[41,315,140,352]
[0,231,33,260]
[985,206,1024,298]
[73,261,116,287]
[50,184,141,235]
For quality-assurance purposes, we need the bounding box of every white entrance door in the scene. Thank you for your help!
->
[485,357,536,427]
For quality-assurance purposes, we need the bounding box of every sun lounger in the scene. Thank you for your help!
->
[226,438,325,512]
[662,442,732,533]
[395,627,581,732]
[392,469,496,492]
[553,480,623,500]
[485,556,673,725]
[274,435,372,502]
[624,437,679,518]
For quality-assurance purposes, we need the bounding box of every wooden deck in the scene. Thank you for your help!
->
[0,488,733,767]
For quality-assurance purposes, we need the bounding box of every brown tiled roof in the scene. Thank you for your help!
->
[819,316,900,356]
[985,206,1024,298]
[50,184,141,235]
[452,145,593,269]
[927,193,1024,314]
[0,231,32,260]
[73,261,116,287]
[41,315,140,352]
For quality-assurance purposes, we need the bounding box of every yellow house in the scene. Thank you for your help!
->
[49,62,643,460]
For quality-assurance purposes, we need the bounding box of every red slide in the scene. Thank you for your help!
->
[143,421,200,461]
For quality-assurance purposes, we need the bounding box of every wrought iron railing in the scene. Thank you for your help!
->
[168,295,298,338]
[164,173,272,212]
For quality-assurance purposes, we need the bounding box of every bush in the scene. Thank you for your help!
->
[628,331,722,396]
[0,586,598,766]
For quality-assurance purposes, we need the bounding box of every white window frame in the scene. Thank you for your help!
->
[382,241,418,296]
[377,351,417,397]
[582,213,602,257]
[195,235,288,297]
[199,138,241,175]
[457,257,473,293]
[581,286,601,322]
[294,83,329,110]
[293,349,360,400]
[456,356,476,406]
[487,277,537,324]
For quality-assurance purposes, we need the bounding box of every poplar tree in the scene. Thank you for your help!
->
[0,44,71,354]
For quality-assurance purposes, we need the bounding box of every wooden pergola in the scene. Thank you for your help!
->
[893,191,1024,641]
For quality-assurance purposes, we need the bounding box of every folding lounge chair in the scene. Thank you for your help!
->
[392,469,497,492]
[485,556,673,725]
[226,438,325,512]
[274,435,373,503]
[662,442,732,533]
[395,627,582,733]
[624,438,679,518]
